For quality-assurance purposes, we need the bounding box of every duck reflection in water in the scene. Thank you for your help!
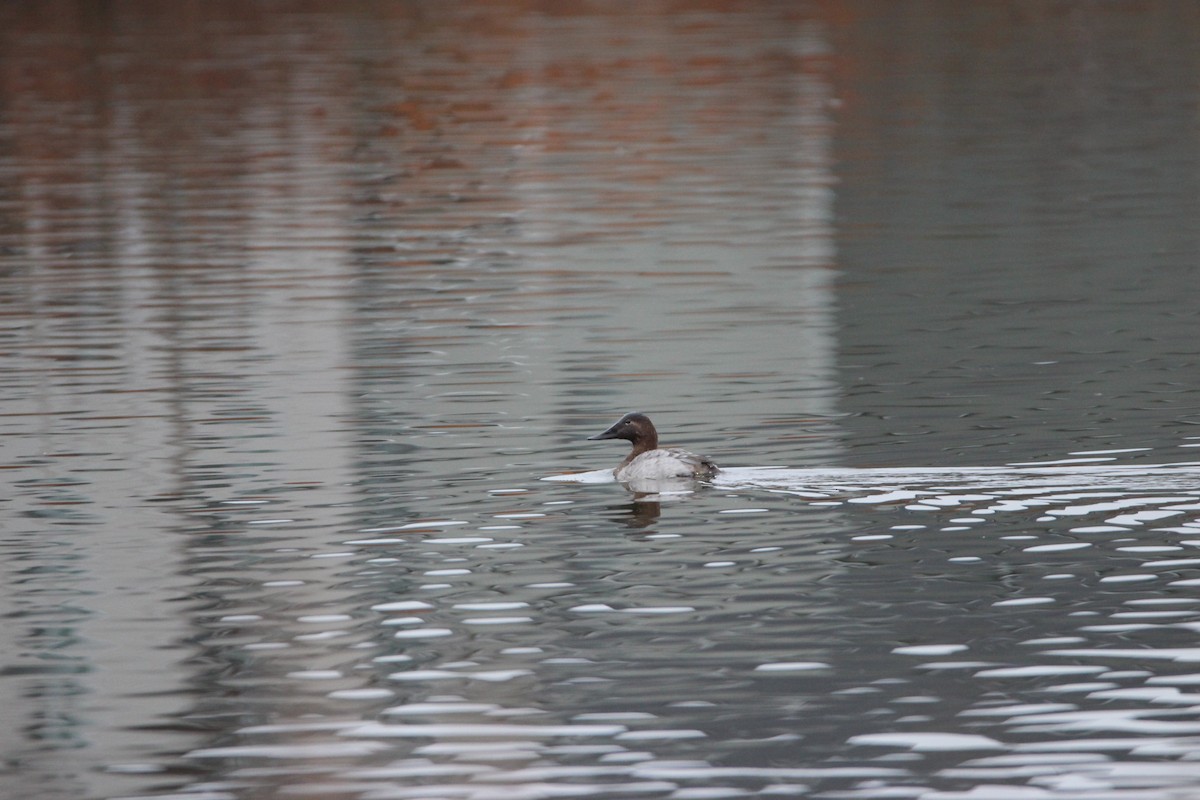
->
[605,478,700,528]
[613,496,664,528]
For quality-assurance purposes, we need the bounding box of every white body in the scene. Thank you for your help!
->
[614,448,715,481]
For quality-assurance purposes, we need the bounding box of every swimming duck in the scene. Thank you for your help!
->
[588,412,719,482]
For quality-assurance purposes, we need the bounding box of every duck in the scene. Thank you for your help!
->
[588,412,719,482]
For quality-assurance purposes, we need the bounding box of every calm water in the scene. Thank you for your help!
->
[4,2,1200,799]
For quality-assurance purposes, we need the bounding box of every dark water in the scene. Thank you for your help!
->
[4,2,1200,799]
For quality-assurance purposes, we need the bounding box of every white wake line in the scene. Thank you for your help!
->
[546,463,1200,496]
[716,464,1200,495]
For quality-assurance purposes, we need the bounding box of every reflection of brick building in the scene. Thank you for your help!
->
[0,3,838,798]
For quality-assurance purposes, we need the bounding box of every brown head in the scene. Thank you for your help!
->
[587,412,658,457]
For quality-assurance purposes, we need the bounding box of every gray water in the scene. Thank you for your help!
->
[4,2,1200,799]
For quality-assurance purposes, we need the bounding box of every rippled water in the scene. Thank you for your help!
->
[4,2,1200,799]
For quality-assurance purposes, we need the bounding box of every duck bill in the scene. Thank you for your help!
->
[587,424,621,440]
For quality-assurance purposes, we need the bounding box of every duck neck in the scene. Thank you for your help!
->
[624,430,658,463]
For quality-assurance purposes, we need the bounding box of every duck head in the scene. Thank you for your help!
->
[587,412,659,451]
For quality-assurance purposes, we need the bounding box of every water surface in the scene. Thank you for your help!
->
[3,3,1200,799]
